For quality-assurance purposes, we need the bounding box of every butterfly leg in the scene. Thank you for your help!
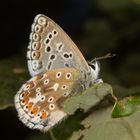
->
[93,78,103,84]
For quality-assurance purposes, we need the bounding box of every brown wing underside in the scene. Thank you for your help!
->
[27,14,89,77]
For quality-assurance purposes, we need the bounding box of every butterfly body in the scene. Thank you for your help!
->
[15,14,101,132]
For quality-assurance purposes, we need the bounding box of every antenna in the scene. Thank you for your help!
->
[89,53,116,64]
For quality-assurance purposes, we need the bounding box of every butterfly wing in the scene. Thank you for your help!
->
[27,14,89,77]
[14,68,83,132]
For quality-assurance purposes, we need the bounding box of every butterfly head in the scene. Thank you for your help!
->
[88,60,100,80]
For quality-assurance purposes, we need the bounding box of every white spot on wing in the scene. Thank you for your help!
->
[49,104,55,110]
[37,16,47,26]
[52,83,59,91]
[48,97,54,102]
[65,73,72,79]
[61,85,67,90]
[56,72,62,78]
[56,42,64,52]
[44,79,49,85]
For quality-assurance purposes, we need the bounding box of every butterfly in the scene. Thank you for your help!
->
[14,14,103,132]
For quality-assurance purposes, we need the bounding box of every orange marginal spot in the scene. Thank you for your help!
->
[36,52,40,59]
[40,111,47,120]
[22,91,29,98]
[27,81,35,89]
[27,102,33,110]
[36,74,44,80]
[31,107,39,115]
[33,51,40,59]
[32,42,41,50]
[23,98,29,105]
[36,43,41,50]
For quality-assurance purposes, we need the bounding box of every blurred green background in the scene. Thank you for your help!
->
[0,0,140,140]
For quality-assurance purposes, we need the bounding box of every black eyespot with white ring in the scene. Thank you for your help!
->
[36,92,41,97]
[19,93,24,100]
[28,111,35,117]
[61,85,67,90]
[37,112,41,117]
[44,38,50,45]
[49,54,56,61]
[23,105,29,112]
[44,79,49,85]
[56,72,62,78]
[66,73,71,79]
[48,33,53,39]
[52,29,58,36]
[49,104,55,110]
[36,87,41,92]
[63,92,69,97]
[45,45,52,53]
[20,100,25,106]
[48,97,54,103]
[40,96,45,102]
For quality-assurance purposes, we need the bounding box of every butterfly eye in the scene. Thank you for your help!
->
[66,73,71,79]
[47,97,54,102]
[49,104,55,110]
[91,64,96,70]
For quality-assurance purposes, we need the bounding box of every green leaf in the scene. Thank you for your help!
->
[0,57,28,110]
[112,95,140,118]
[70,106,140,140]
[62,83,113,115]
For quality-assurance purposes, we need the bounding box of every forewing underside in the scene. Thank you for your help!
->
[27,14,89,77]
